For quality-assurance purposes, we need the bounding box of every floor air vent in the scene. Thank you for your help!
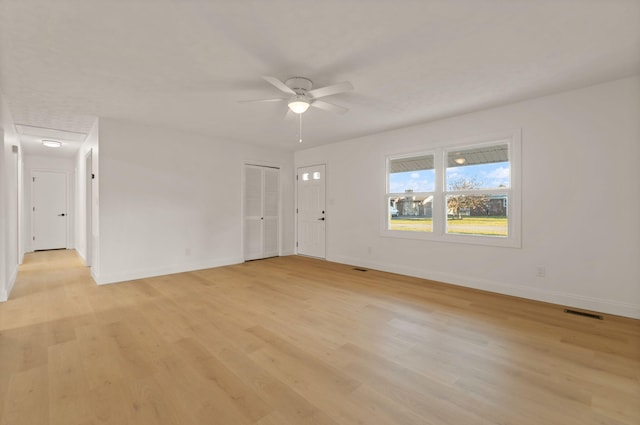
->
[352,267,368,272]
[564,309,603,320]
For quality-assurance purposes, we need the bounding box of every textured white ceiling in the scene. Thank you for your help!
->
[1,0,639,155]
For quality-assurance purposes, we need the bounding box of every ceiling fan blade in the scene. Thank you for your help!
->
[238,98,286,104]
[308,81,353,99]
[262,76,296,95]
[311,100,348,114]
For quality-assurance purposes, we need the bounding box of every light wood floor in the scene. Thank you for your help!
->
[1,250,639,425]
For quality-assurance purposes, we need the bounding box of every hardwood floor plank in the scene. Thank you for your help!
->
[215,346,341,425]
[86,380,129,425]
[47,340,93,425]
[170,337,273,423]
[125,375,184,425]
[1,250,638,425]
[0,366,48,425]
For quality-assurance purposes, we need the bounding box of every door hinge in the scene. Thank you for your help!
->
[32,207,35,211]
[296,175,298,180]
[33,236,35,241]
[296,208,298,214]
[296,241,298,247]
[32,177,35,182]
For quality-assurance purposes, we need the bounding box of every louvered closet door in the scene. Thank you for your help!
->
[243,165,279,261]
[262,167,279,258]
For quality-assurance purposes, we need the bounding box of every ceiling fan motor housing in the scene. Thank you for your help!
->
[285,77,313,95]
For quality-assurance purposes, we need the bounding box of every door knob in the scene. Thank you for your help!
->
[318,217,325,221]
[58,213,66,217]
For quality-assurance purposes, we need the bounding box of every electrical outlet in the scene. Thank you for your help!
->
[535,265,546,278]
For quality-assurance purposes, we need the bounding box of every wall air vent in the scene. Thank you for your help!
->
[564,309,603,320]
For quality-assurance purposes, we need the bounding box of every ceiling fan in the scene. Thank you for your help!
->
[240,76,353,117]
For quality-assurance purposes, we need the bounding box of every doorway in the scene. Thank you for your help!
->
[296,164,326,258]
[32,170,68,250]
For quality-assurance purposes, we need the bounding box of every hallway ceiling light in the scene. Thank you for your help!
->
[42,139,62,148]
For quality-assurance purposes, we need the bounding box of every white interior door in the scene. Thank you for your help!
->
[32,171,67,250]
[244,165,279,261]
[297,164,326,258]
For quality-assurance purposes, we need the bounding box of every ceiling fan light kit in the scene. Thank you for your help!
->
[288,95,310,114]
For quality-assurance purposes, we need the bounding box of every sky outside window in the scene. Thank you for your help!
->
[389,169,435,193]
[390,162,508,192]
[446,162,510,189]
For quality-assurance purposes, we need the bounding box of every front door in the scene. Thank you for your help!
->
[32,171,67,250]
[297,164,326,258]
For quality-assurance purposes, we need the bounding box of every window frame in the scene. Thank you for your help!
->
[382,130,521,248]
[386,150,437,234]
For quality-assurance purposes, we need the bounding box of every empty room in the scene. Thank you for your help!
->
[1,1,639,424]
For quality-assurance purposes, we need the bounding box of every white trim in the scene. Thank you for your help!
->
[329,254,640,319]
[6,267,17,299]
[84,150,93,267]
[0,266,18,302]
[95,256,244,285]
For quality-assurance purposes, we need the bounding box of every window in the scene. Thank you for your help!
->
[387,153,435,233]
[445,143,510,237]
[384,132,520,247]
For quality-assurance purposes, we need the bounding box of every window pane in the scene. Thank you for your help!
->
[389,154,435,193]
[446,194,508,236]
[447,144,510,190]
[388,196,433,232]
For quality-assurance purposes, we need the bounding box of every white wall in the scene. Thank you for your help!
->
[95,118,295,284]
[295,76,640,319]
[0,92,22,301]
[22,155,76,253]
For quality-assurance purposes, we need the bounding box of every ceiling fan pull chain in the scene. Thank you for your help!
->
[299,113,303,143]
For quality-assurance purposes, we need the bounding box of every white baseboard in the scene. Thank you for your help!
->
[0,265,18,302]
[76,248,87,264]
[329,255,640,320]
[94,256,245,285]
[0,266,18,302]
[6,267,17,299]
